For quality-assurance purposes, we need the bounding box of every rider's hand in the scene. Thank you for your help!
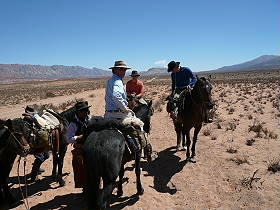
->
[125,108,135,116]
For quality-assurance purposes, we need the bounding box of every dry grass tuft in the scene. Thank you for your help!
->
[229,154,250,165]
[240,169,261,189]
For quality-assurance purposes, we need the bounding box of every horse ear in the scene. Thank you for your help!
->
[148,100,153,107]
[5,119,13,131]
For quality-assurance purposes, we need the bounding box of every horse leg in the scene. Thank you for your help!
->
[184,128,191,159]
[117,164,125,197]
[135,151,144,195]
[182,124,186,149]
[101,178,115,210]
[175,123,182,151]
[51,152,58,181]
[191,124,202,158]
[57,145,67,187]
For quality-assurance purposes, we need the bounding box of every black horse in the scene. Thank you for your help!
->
[0,119,30,209]
[167,78,212,159]
[83,101,153,210]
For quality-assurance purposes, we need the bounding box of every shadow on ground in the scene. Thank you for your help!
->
[7,173,70,209]
[30,192,85,210]
[141,146,187,194]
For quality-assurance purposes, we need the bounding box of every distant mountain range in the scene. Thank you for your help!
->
[142,55,280,76]
[208,55,280,73]
[0,55,279,82]
[0,64,111,81]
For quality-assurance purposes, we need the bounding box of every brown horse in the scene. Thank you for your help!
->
[167,78,212,159]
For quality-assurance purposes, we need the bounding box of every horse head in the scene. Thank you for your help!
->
[0,118,30,157]
[195,77,213,108]
[133,100,154,134]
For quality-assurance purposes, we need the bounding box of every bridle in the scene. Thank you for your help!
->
[3,125,30,157]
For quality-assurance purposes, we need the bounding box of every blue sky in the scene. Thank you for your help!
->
[0,0,279,71]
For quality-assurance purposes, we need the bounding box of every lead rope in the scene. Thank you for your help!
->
[23,157,30,210]
[17,157,30,210]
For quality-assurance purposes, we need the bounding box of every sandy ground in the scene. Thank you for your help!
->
[1,80,280,210]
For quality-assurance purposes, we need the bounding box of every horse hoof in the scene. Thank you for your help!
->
[58,179,65,187]
[117,190,123,197]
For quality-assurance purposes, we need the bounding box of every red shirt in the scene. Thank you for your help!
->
[126,79,144,98]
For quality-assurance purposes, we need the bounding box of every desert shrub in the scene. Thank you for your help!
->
[219,92,226,97]
[46,92,56,98]
[32,103,59,115]
[203,127,211,136]
[228,107,235,114]
[226,122,237,131]
[248,120,265,138]
[211,135,217,140]
[58,98,84,111]
[226,146,237,154]
[267,157,280,173]
[245,138,255,146]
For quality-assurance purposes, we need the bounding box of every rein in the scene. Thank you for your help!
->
[17,156,30,210]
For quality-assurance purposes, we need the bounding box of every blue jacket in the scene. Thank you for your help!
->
[171,67,197,92]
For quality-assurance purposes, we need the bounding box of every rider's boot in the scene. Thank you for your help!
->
[30,158,43,182]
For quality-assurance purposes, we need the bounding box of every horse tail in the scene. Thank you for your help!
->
[83,129,125,209]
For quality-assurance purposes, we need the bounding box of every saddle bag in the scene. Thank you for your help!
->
[30,129,52,153]
[71,144,85,188]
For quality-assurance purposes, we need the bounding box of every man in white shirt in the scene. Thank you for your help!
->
[104,60,134,119]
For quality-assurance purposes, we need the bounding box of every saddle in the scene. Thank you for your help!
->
[22,110,61,154]
[86,116,147,152]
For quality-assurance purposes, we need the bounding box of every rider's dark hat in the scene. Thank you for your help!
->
[75,101,91,112]
[130,70,140,77]
[24,105,37,114]
[167,61,180,72]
